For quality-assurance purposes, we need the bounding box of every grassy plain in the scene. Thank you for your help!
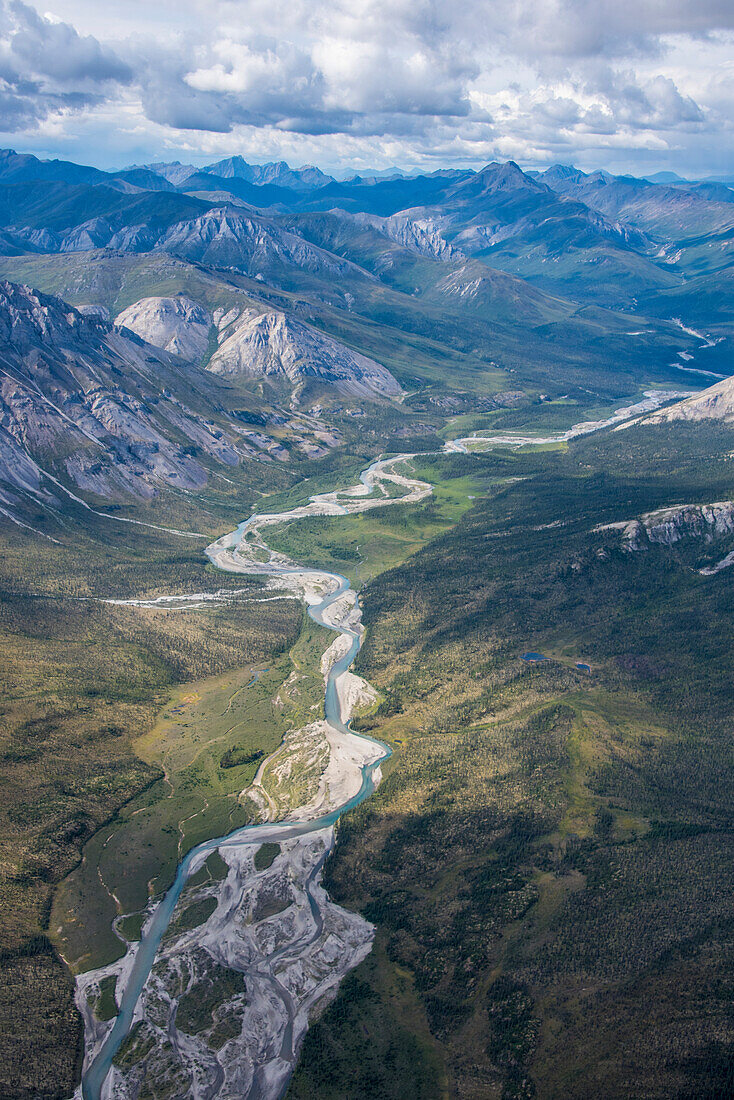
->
[54,606,336,973]
[266,458,499,586]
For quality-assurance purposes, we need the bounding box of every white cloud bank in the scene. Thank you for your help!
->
[1,0,733,175]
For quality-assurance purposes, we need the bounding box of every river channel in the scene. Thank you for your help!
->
[79,454,430,1100]
[77,392,687,1099]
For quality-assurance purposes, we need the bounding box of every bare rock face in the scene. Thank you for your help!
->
[0,281,354,530]
[597,499,734,575]
[644,501,734,545]
[620,501,734,549]
[116,296,212,362]
[644,376,734,423]
[11,206,363,287]
[353,210,459,260]
[0,280,246,514]
[208,308,402,398]
[0,277,108,351]
[206,308,402,398]
[154,209,353,279]
[114,294,401,398]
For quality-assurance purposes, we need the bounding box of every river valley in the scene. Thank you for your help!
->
[71,391,690,1100]
[74,456,431,1100]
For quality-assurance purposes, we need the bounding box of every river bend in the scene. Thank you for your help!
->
[76,454,430,1100]
[74,391,686,1100]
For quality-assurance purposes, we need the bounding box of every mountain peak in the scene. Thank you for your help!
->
[201,156,334,190]
[448,159,542,201]
[206,155,252,179]
[478,161,539,186]
[542,163,587,183]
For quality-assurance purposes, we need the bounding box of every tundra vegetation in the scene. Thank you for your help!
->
[1,145,734,1098]
[290,422,734,1100]
[0,514,303,1099]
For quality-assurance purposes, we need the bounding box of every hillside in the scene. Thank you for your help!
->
[0,149,731,399]
[0,281,239,509]
[115,296,213,362]
[0,280,410,536]
[207,307,402,396]
[641,375,734,423]
[293,422,734,1100]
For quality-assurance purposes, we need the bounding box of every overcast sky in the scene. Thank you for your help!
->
[1,0,733,176]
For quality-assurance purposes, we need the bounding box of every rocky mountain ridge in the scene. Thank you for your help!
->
[641,375,734,423]
[208,307,402,397]
[0,281,249,515]
[113,294,401,397]
[0,276,407,530]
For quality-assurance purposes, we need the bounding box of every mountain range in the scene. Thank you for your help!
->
[1,144,734,1100]
[0,147,732,532]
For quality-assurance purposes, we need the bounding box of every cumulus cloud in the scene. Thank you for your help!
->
[7,2,130,83]
[131,6,476,139]
[6,0,734,175]
[0,0,130,128]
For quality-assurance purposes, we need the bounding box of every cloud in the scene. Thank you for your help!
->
[132,9,476,139]
[0,0,130,127]
[6,1,131,83]
[6,0,734,176]
[589,71,705,129]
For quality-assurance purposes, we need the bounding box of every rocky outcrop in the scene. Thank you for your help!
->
[208,307,402,397]
[596,499,734,573]
[116,296,212,362]
[0,281,248,515]
[353,211,459,260]
[111,294,402,398]
[642,376,734,424]
[599,500,734,549]
[637,501,734,547]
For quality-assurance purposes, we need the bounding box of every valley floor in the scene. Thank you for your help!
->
[1,408,732,1100]
[291,427,734,1099]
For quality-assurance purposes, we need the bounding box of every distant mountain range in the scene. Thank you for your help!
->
[2,149,732,310]
[0,146,732,528]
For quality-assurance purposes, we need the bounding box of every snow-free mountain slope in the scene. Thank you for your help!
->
[208,307,402,397]
[0,148,730,391]
[114,290,402,396]
[539,164,734,243]
[0,281,246,511]
[116,296,213,362]
[0,148,107,186]
[350,160,674,308]
[642,375,734,423]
